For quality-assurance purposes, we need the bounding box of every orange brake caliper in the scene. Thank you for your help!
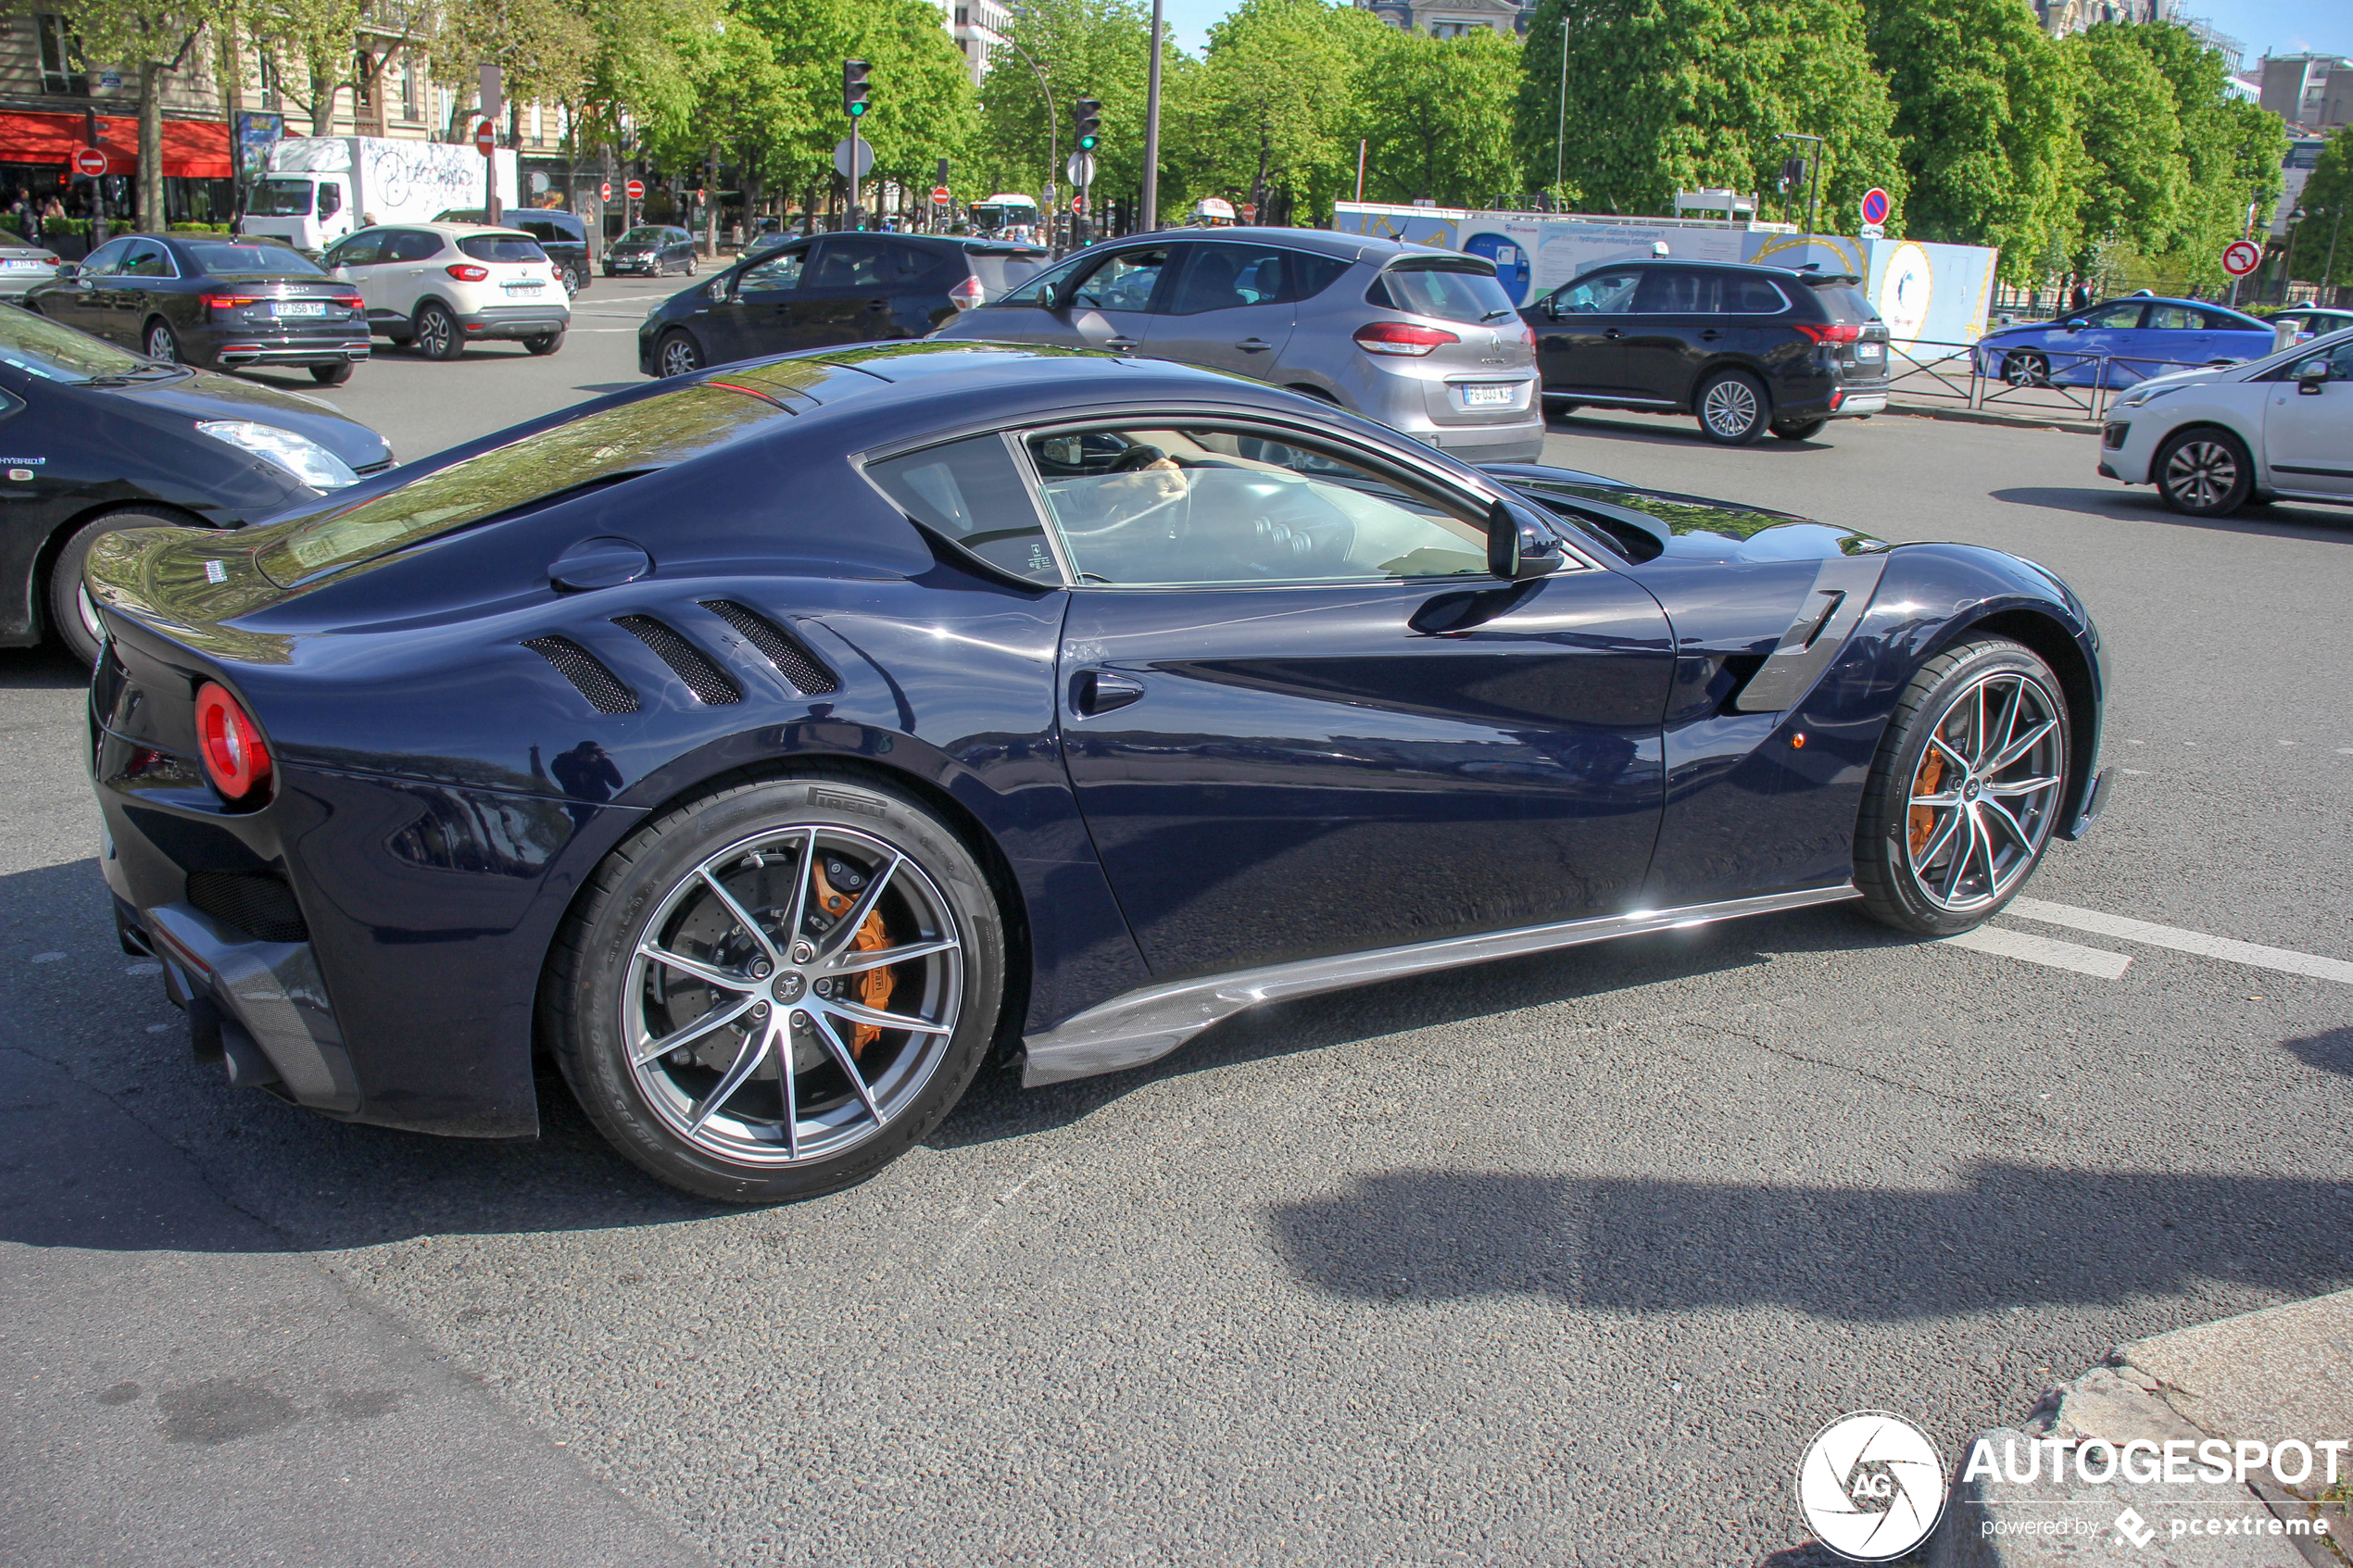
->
[1908,746,1946,859]
[811,859,896,1056]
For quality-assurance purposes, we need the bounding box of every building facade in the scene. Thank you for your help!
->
[2257,54,2351,131]
[1357,0,1534,39]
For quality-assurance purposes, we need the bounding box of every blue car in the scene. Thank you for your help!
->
[1977,296,2274,388]
[84,343,2108,1201]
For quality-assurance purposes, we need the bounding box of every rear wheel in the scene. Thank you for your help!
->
[1770,418,1829,442]
[413,301,461,361]
[656,329,702,377]
[1694,370,1770,445]
[685,254,698,277]
[2153,427,2252,516]
[525,330,565,356]
[47,509,190,666]
[309,361,353,385]
[1855,637,2070,936]
[545,771,1005,1202]
[143,319,182,364]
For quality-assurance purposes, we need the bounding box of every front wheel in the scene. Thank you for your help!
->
[656,329,702,377]
[2153,427,2252,516]
[1770,418,1829,442]
[1694,370,1770,445]
[545,771,1006,1202]
[2002,350,2050,387]
[1854,637,2070,935]
[413,301,461,361]
[685,255,698,277]
[47,509,190,666]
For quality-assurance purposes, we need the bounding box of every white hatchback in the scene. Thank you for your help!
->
[324,221,569,361]
[2098,326,2353,516]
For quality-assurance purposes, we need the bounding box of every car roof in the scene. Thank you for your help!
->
[366,221,541,241]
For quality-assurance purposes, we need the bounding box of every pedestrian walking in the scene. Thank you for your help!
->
[2070,282,2092,311]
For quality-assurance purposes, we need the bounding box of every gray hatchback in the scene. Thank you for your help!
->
[928,228,1543,464]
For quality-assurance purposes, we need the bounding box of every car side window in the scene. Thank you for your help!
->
[1633,269,1718,313]
[1165,245,1290,315]
[866,435,1062,584]
[2081,303,2145,329]
[739,247,805,293]
[79,237,132,276]
[2144,305,2200,331]
[810,238,893,288]
[386,232,443,263]
[1024,424,1493,587]
[1071,249,1171,312]
[2196,309,2249,332]
[1283,250,1352,301]
[1721,275,1789,314]
[327,232,386,268]
[121,241,174,278]
[1550,269,1639,314]
[988,252,1088,308]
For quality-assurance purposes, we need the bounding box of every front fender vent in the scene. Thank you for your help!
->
[614,615,742,705]
[698,600,840,696]
[523,633,640,715]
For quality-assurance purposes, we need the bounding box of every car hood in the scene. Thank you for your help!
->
[105,369,392,469]
[1480,463,1890,565]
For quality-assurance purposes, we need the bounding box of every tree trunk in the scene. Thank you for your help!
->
[139,61,165,232]
[705,143,719,254]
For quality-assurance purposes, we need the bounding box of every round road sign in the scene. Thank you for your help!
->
[2221,239,2262,278]
[1859,186,1890,227]
[599,181,612,202]
[72,146,107,178]
[474,121,496,157]
[931,185,950,205]
[626,179,645,201]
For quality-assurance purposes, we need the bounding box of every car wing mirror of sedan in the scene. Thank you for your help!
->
[1486,497,1566,581]
[2294,358,2333,394]
[704,278,729,303]
[53,262,76,279]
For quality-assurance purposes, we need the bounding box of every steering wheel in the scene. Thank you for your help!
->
[1109,444,1166,473]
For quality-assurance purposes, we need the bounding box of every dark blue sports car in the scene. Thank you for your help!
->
[85,343,2109,1201]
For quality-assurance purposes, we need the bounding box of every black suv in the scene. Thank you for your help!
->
[435,208,590,295]
[1523,259,1890,445]
[638,232,1050,378]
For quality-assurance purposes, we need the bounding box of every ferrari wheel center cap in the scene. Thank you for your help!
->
[771,972,806,1003]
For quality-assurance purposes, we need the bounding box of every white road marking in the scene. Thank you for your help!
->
[1940,925,2133,978]
[30,951,63,962]
[125,961,160,976]
[2007,897,2353,986]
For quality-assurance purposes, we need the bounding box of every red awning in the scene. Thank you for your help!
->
[0,111,233,179]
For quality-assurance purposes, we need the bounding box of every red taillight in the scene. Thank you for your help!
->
[201,294,259,311]
[195,682,271,803]
[1353,321,1460,357]
[1794,322,1863,345]
[332,293,363,308]
[1518,322,1537,349]
[948,275,985,309]
[446,264,489,282]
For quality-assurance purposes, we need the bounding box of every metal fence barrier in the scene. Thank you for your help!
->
[1880,340,2235,422]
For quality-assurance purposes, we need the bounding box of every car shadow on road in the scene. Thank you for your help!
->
[1545,410,1821,452]
[2281,1026,2351,1078]
[1991,486,2353,539]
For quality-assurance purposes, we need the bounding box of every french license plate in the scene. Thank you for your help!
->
[273,301,326,317]
[1856,342,1882,359]
[505,282,544,295]
[1463,383,1516,408]
[1,258,43,270]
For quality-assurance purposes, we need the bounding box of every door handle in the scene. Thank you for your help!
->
[1103,336,1139,351]
[1698,329,1722,342]
[1234,337,1273,352]
[1603,328,1623,339]
[1072,670,1144,717]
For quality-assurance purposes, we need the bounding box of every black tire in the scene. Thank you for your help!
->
[1545,398,1580,417]
[1694,369,1771,445]
[655,329,702,377]
[309,361,353,385]
[46,509,192,666]
[1854,637,2071,936]
[143,318,182,365]
[413,301,462,361]
[2152,426,2252,517]
[525,330,565,356]
[544,770,1007,1203]
[561,267,582,296]
[685,254,698,277]
[1770,418,1829,442]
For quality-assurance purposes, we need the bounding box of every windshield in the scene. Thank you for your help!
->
[458,234,547,263]
[0,303,159,383]
[968,251,1048,297]
[1375,260,1516,325]
[1809,283,1881,325]
[249,179,314,218]
[987,252,1088,307]
[182,240,324,276]
[619,227,668,245]
[254,383,803,586]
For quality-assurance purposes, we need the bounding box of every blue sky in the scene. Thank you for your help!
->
[1153,0,2346,63]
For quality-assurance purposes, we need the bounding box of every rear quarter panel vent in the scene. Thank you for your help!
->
[523,634,640,714]
[699,600,841,695]
[613,615,742,705]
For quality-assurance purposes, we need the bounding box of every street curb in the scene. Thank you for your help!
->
[1920,1289,2353,1568]
[1881,402,2104,436]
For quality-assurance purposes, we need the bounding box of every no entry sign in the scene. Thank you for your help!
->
[931,185,950,205]
[626,179,645,201]
[599,181,612,202]
[474,121,496,157]
[2221,239,2262,278]
[72,146,107,177]
[1859,186,1890,227]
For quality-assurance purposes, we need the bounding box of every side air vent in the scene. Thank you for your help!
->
[613,615,742,705]
[523,633,640,714]
[187,869,309,944]
[698,600,841,696]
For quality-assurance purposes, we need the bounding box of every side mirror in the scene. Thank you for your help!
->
[54,262,76,280]
[704,277,728,303]
[1486,497,1566,582]
[2294,358,2332,394]
[2061,320,2082,332]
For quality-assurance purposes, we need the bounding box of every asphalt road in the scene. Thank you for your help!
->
[4,321,2350,1568]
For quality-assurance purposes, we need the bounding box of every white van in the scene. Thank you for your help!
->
[240,137,522,252]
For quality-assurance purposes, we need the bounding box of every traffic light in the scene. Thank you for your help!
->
[1777,155,1807,194]
[844,59,870,119]
[1074,98,1101,153]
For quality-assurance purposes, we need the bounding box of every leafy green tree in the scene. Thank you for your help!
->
[1359,31,1520,208]
[1173,0,1394,224]
[2120,22,2285,291]
[21,0,216,232]
[973,0,1162,212]
[1865,0,2078,280]
[2064,23,2184,270]
[2288,129,2351,295]
[1514,0,1905,233]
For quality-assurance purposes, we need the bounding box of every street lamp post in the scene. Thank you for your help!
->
[2280,205,2305,305]
[1552,10,1568,207]
[1141,0,1164,232]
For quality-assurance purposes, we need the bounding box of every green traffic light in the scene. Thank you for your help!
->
[849,104,866,117]
[1078,134,1097,150]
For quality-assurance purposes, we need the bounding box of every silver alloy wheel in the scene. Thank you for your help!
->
[1904,670,2065,913]
[2160,438,2239,511]
[416,308,451,358]
[660,335,698,376]
[623,824,964,1167]
[2002,351,2048,387]
[145,323,176,361]
[1701,376,1759,438]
